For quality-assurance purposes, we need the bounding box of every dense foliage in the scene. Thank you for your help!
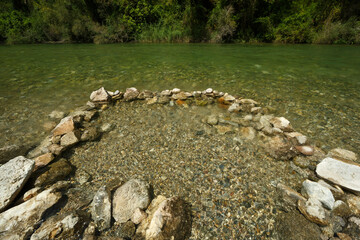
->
[0,0,359,44]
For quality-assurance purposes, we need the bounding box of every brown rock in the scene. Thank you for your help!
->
[138,90,154,99]
[328,148,357,162]
[60,131,80,147]
[90,87,110,102]
[48,144,64,155]
[347,194,360,215]
[34,152,54,169]
[264,135,296,160]
[35,159,73,187]
[53,116,75,137]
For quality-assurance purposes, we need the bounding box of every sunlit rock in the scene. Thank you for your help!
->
[34,152,54,169]
[171,88,181,94]
[90,87,110,102]
[124,87,139,101]
[270,117,293,132]
[53,116,75,137]
[302,180,335,210]
[295,145,314,156]
[298,198,329,226]
[328,148,357,162]
[35,158,73,187]
[60,131,80,147]
[0,156,34,212]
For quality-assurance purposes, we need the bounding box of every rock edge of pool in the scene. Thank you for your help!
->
[0,87,359,240]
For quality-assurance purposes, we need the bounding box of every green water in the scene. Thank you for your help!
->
[0,44,359,154]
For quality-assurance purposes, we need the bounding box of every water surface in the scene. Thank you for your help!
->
[0,44,359,154]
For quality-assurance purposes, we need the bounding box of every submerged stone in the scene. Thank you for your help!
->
[0,144,28,164]
[91,186,111,231]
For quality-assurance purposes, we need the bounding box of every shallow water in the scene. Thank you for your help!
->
[0,44,359,154]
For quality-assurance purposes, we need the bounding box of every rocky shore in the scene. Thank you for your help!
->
[0,87,359,239]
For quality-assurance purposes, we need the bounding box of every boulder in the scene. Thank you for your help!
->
[90,87,110,102]
[124,87,139,101]
[0,144,28,164]
[60,131,80,147]
[134,196,192,240]
[0,184,65,239]
[34,152,54,169]
[35,158,73,187]
[91,186,111,231]
[328,148,357,162]
[30,211,90,240]
[302,180,335,210]
[298,198,329,226]
[53,116,75,137]
[270,117,293,132]
[316,157,360,194]
[0,156,35,212]
[112,179,151,223]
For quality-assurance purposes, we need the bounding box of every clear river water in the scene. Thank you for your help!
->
[0,44,359,155]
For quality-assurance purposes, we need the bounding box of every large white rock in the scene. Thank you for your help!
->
[0,184,63,239]
[302,180,335,210]
[112,179,151,223]
[0,156,35,212]
[316,157,360,194]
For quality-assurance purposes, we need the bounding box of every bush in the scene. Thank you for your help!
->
[0,10,31,43]
[207,5,237,43]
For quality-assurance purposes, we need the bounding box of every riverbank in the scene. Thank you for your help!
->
[0,87,359,239]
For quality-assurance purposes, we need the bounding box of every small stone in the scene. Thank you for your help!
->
[100,123,114,133]
[90,87,110,102]
[43,121,57,132]
[223,93,235,104]
[298,198,329,226]
[172,92,188,100]
[70,110,97,122]
[131,208,147,225]
[296,145,315,156]
[328,148,357,162]
[240,98,258,105]
[160,90,171,96]
[112,179,151,223]
[124,87,139,101]
[207,115,218,125]
[91,186,111,231]
[0,144,29,164]
[332,200,352,218]
[302,180,335,210]
[228,103,241,112]
[60,131,80,147]
[114,221,136,238]
[336,233,352,240]
[53,116,75,137]
[316,157,360,194]
[75,168,91,184]
[27,136,52,158]
[22,187,41,202]
[251,107,262,114]
[49,110,66,119]
[277,183,307,202]
[0,156,35,211]
[138,90,154,99]
[35,159,72,187]
[193,91,202,97]
[83,222,96,240]
[285,132,308,145]
[317,180,344,199]
[205,88,213,94]
[81,127,101,141]
[263,135,296,160]
[347,194,360,215]
[270,117,293,132]
[34,152,54,169]
[171,88,181,94]
[239,127,256,140]
[146,96,158,105]
[158,96,170,104]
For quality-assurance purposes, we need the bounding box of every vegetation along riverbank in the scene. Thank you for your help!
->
[0,87,359,239]
[0,0,359,44]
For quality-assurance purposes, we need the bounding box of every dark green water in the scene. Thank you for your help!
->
[0,44,359,154]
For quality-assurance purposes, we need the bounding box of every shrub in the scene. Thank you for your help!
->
[207,5,237,43]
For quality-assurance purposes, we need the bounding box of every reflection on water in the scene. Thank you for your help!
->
[0,44,359,154]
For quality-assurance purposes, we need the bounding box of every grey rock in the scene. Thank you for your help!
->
[61,131,80,147]
[316,157,360,194]
[49,110,66,119]
[328,148,357,162]
[0,144,28,164]
[90,87,110,102]
[135,196,192,240]
[112,179,151,223]
[302,180,335,210]
[91,186,111,231]
[317,180,344,199]
[0,156,35,212]
[124,87,139,101]
[0,184,63,239]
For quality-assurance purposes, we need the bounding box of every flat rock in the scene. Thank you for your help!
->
[34,152,54,169]
[90,87,110,102]
[316,157,360,194]
[53,116,75,137]
[298,198,329,226]
[112,179,151,223]
[91,186,111,231]
[124,87,139,101]
[0,144,28,164]
[270,117,293,132]
[35,158,73,187]
[0,156,35,212]
[328,148,357,162]
[0,184,64,239]
[61,131,80,147]
[302,180,335,210]
[134,196,192,240]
